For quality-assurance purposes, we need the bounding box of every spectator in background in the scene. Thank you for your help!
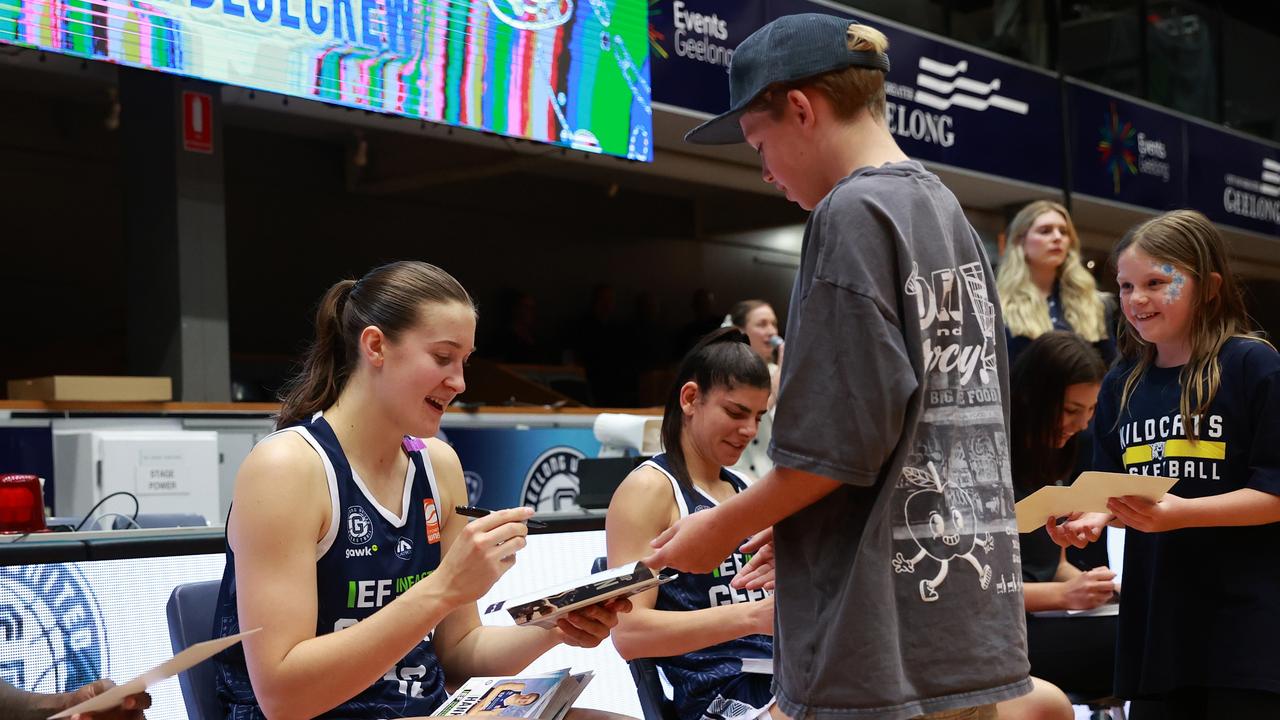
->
[0,678,150,720]
[996,200,1115,368]
[570,284,635,407]
[493,290,549,365]
[673,289,723,360]
[725,300,781,479]
[629,291,675,406]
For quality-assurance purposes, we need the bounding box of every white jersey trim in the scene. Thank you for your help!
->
[640,459,691,519]
[415,438,444,515]
[259,426,342,561]
[351,461,415,528]
[639,459,733,519]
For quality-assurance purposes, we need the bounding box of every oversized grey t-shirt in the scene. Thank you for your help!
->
[770,161,1031,719]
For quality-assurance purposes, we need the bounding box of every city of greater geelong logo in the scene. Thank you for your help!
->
[463,471,484,506]
[0,565,108,694]
[884,57,1028,148]
[1222,157,1280,225]
[1097,101,1171,193]
[522,446,585,512]
[346,505,373,545]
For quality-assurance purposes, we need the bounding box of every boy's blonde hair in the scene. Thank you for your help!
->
[1113,209,1269,440]
[746,24,889,121]
[996,200,1108,343]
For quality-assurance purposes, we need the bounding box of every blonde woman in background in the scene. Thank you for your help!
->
[997,200,1116,367]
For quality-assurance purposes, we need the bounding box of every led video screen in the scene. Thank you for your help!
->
[0,0,652,160]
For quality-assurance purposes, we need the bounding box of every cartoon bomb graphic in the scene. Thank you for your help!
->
[892,462,994,602]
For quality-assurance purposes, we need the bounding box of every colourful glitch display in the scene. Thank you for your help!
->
[0,0,652,160]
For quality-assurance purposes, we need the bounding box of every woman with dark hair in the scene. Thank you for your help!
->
[606,327,780,720]
[210,261,630,720]
[1004,331,1117,713]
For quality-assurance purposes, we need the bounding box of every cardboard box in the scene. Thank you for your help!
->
[7,376,173,402]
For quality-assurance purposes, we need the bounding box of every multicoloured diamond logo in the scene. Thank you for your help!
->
[1097,101,1138,194]
[648,0,670,60]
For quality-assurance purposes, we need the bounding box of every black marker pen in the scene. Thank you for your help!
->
[455,505,548,529]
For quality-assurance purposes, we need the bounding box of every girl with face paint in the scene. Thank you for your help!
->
[1048,210,1280,719]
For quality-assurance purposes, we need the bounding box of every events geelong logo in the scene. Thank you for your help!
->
[1097,101,1171,193]
[651,0,732,68]
[885,57,1029,148]
[522,446,585,512]
[0,565,108,694]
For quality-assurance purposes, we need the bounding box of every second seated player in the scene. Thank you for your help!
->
[608,328,777,720]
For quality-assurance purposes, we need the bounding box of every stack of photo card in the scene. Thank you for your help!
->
[429,669,592,719]
[484,560,675,629]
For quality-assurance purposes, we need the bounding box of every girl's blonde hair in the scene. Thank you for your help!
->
[1113,209,1269,440]
[996,200,1108,343]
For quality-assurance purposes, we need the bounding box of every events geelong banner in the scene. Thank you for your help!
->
[0,0,653,160]
[1068,79,1185,211]
[649,0,1064,190]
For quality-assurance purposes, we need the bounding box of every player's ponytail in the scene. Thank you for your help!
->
[661,328,771,490]
[277,261,475,429]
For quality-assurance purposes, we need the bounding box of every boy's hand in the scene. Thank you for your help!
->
[732,528,775,591]
[554,597,632,648]
[643,509,736,574]
[64,679,151,719]
[1107,494,1188,533]
[1045,512,1109,549]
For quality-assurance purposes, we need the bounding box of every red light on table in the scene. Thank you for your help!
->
[0,474,47,533]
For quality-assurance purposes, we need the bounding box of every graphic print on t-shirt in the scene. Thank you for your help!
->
[893,261,1019,603]
[1119,412,1226,479]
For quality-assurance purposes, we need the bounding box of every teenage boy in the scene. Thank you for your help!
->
[645,13,1031,720]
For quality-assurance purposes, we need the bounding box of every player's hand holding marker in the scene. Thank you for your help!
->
[437,507,532,604]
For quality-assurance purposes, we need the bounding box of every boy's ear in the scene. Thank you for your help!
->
[785,88,816,129]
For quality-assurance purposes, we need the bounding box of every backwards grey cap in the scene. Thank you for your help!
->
[684,13,890,145]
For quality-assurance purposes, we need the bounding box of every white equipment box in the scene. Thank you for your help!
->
[52,430,221,522]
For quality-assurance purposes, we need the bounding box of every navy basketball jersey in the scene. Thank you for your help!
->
[212,414,449,719]
[646,454,774,720]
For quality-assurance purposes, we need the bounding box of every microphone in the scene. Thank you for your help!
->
[768,335,784,348]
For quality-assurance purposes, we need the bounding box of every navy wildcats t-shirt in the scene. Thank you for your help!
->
[645,454,773,720]
[212,414,449,719]
[1093,337,1280,697]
